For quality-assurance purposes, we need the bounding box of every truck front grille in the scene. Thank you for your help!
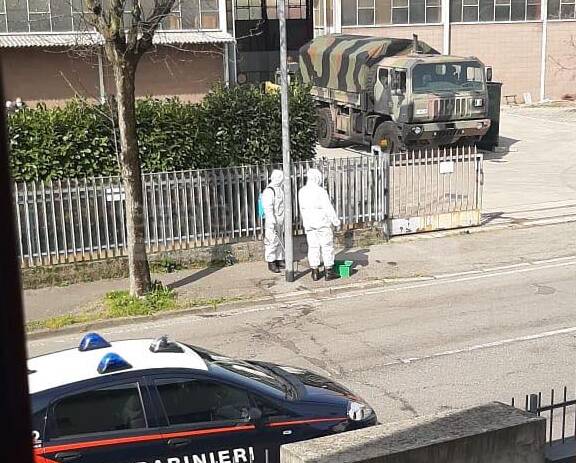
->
[431,97,472,120]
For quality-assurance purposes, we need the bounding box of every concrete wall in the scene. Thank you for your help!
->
[451,22,542,102]
[345,25,444,52]
[281,402,546,463]
[546,22,576,100]
[1,44,224,106]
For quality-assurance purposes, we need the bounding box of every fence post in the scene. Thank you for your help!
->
[528,394,539,414]
[382,151,391,241]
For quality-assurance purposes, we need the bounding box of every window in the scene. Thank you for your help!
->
[412,62,484,93]
[378,68,389,87]
[235,0,262,20]
[161,0,183,30]
[358,0,375,24]
[48,383,146,439]
[0,0,220,33]
[548,0,576,18]
[342,0,441,25]
[314,0,325,31]
[391,70,406,93]
[452,0,541,20]
[0,0,6,33]
[156,379,253,425]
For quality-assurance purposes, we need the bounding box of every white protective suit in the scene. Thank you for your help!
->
[262,170,285,263]
[298,169,340,268]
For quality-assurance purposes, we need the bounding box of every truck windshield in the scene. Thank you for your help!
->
[412,62,484,93]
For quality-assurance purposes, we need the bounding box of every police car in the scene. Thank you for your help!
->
[29,334,377,463]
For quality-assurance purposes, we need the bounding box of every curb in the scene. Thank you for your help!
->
[26,216,576,341]
[25,295,276,341]
[26,275,438,341]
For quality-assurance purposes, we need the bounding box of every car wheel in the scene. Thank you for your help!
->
[317,107,340,148]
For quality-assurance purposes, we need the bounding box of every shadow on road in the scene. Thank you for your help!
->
[481,136,520,161]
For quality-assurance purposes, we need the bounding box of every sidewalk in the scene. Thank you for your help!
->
[24,220,576,323]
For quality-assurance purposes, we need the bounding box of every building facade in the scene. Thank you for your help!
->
[0,0,573,104]
[0,0,237,105]
[313,0,576,102]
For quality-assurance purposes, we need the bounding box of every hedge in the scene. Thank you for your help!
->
[8,83,317,182]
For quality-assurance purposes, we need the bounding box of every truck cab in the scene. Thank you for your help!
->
[372,55,490,152]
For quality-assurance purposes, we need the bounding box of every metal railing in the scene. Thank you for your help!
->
[14,156,386,267]
[13,146,482,267]
[513,387,576,445]
[388,146,482,219]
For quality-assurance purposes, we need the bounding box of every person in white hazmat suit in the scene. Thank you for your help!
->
[262,170,285,273]
[298,168,340,281]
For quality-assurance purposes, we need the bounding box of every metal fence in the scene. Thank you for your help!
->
[14,156,386,267]
[513,388,576,445]
[389,146,482,218]
[14,146,482,267]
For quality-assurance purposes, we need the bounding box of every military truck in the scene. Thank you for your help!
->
[299,34,492,152]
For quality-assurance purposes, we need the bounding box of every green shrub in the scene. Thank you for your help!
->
[8,83,317,182]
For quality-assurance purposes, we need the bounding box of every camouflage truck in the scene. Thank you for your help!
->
[299,34,492,152]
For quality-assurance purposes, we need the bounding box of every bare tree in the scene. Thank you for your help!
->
[82,0,177,296]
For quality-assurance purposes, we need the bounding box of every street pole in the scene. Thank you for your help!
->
[278,0,294,282]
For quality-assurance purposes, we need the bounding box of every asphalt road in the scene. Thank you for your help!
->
[28,228,576,435]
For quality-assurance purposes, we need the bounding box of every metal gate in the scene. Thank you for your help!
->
[386,146,483,235]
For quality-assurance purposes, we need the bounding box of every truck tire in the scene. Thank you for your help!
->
[372,121,401,154]
[317,108,339,148]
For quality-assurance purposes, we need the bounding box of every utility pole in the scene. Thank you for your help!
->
[278,0,294,282]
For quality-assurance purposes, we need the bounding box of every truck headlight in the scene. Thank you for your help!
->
[473,98,484,107]
[411,126,423,136]
[348,401,374,421]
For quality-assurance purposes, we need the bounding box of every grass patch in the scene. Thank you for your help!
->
[149,257,184,274]
[104,283,178,317]
[26,284,245,333]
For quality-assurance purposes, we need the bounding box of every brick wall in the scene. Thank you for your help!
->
[450,22,542,103]
[1,45,224,106]
[546,21,576,100]
[344,25,444,53]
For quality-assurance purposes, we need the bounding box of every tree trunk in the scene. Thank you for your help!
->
[112,59,152,296]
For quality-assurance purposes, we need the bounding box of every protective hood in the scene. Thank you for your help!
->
[306,169,323,187]
[269,169,284,188]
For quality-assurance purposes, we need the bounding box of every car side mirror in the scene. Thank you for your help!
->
[486,67,493,82]
[247,407,263,423]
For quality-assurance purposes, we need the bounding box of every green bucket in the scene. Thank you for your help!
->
[333,260,353,278]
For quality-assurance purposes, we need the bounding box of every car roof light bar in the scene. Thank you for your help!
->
[79,332,111,352]
[97,352,132,374]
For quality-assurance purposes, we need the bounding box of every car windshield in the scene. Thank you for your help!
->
[187,344,297,398]
[412,62,485,93]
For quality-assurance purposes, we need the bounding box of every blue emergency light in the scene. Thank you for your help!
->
[78,332,111,352]
[97,352,132,374]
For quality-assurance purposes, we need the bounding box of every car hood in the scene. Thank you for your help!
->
[254,362,361,403]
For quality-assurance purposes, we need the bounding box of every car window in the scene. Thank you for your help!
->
[48,383,147,439]
[378,68,389,88]
[156,378,252,425]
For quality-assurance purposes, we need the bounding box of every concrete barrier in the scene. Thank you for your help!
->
[281,402,546,463]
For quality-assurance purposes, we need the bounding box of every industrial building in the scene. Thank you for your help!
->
[0,0,573,104]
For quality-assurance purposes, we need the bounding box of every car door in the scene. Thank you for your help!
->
[374,67,392,115]
[40,378,164,463]
[248,394,314,463]
[151,374,277,463]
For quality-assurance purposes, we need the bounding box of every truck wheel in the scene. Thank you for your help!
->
[317,108,339,148]
[372,122,401,154]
